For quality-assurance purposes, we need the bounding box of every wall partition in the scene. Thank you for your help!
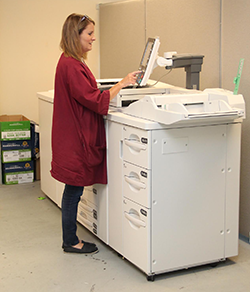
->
[99,0,221,89]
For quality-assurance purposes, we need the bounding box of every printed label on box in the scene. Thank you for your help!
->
[3,161,34,173]
[4,171,34,185]
[2,149,31,163]
[1,131,30,140]
[1,140,31,150]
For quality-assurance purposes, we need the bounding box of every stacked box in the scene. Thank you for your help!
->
[1,140,32,163]
[2,161,34,185]
[0,115,30,140]
[30,121,40,180]
[30,122,39,159]
[0,115,33,185]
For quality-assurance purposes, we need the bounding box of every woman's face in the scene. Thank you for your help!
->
[80,23,96,54]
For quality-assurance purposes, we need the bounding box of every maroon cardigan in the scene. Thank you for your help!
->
[51,54,110,186]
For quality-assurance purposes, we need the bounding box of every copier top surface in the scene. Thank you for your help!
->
[120,87,245,127]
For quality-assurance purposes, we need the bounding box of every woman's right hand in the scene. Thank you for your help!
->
[119,71,141,88]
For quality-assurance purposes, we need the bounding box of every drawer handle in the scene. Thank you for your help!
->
[78,216,92,228]
[124,139,147,151]
[81,204,94,213]
[124,212,146,228]
[124,176,146,190]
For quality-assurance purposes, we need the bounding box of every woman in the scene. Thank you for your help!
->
[51,13,139,254]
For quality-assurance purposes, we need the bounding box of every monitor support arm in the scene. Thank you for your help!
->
[156,53,204,90]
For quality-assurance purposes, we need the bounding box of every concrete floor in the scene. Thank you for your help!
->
[1,181,250,292]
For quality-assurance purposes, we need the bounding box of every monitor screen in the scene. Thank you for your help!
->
[136,37,160,87]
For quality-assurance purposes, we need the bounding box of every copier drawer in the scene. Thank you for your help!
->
[123,162,151,208]
[79,197,98,221]
[80,184,108,243]
[82,186,96,205]
[83,184,107,207]
[123,198,151,273]
[77,205,98,235]
[123,126,151,169]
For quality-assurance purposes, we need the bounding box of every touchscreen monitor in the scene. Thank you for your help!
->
[136,37,160,87]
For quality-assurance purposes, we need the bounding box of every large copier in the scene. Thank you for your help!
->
[37,37,245,281]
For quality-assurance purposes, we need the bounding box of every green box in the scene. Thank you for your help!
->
[2,149,32,163]
[2,171,34,185]
[2,160,34,185]
[0,115,30,141]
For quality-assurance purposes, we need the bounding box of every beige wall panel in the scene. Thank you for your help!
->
[222,0,250,239]
[0,0,102,123]
[146,0,221,89]
[99,0,145,78]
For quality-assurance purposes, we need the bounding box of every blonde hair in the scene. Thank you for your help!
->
[60,13,95,61]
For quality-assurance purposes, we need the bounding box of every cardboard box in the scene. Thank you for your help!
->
[30,122,39,159]
[0,142,1,184]
[2,160,34,185]
[33,158,40,180]
[0,115,30,141]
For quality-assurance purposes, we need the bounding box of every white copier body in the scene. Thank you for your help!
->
[37,81,245,280]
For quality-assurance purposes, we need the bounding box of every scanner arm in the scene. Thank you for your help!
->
[155,52,204,90]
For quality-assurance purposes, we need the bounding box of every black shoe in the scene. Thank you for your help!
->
[63,242,99,254]
[62,240,96,249]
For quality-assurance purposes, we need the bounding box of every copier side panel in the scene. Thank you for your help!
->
[151,125,227,273]
[107,120,124,253]
[225,123,241,257]
[38,98,61,206]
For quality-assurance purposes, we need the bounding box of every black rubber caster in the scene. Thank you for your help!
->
[147,274,155,281]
